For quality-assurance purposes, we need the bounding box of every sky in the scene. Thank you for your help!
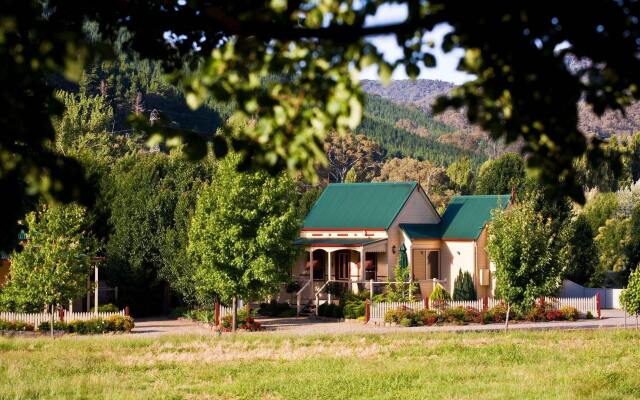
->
[359,4,474,84]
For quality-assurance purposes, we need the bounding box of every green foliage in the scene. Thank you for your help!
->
[625,205,640,272]
[453,270,477,301]
[595,218,630,273]
[429,284,451,302]
[621,267,640,316]
[0,320,35,332]
[582,192,619,232]
[257,301,296,317]
[188,152,300,304]
[561,215,602,287]
[38,315,134,334]
[52,91,114,153]
[475,153,526,196]
[90,304,120,313]
[447,157,475,194]
[384,263,417,302]
[318,303,344,319]
[105,151,214,307]
[487,200,564,314]
[0,204,95,312]
[342,292,368,319]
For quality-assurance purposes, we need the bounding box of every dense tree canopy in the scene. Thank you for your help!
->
[0,204,96,312]
[188,153,300,306]
[475,153,526,196]
[5,0,640,248]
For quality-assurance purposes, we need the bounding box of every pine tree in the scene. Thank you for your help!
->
[453,269,477,301]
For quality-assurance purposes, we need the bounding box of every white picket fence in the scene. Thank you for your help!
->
[368,296,599,323]
[0,310,126,329]
[543,296,599,316]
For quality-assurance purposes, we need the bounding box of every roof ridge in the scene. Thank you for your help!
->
[328,181,418,186]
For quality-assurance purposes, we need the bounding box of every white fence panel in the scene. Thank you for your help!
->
[446,300,484,310]
[370,301,424,322]
[0,310,126,329]
[219,306,233,320]
[559,279,622,309]
[543,296,598,316]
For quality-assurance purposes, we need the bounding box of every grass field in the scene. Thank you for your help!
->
[0,329,639,399]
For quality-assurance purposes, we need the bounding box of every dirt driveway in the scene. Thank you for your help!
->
[132,310,634,336]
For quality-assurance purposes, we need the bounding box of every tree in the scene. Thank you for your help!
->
[374,157,454,210]
[188,153,300,331]
[0,203,95,313]
[475,153,526,196]
[5,1,640,250]
[625,206,640,275]
[595,218,630,273]
[487,200,564,331]
[322,132,384,183]
[620,267,640,324]
[104,151,214,314]
[453,270,477,301]
[446,157,475,194]
[561,215,602,287]
[582,192,619,232]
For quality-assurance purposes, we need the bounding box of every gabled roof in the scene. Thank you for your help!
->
[302,182,418,230]
[401,194,511,240]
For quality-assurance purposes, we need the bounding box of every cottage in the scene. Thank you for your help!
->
[292,182,510,304]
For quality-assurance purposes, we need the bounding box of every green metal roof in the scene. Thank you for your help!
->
[401,194,511,240]
[294,238,385,246]
[303,182,418,229]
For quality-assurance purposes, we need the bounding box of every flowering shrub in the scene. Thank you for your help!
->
[220,314,263,331]
[0,319,35,332]
[560,306,579,321]
[416,309,439,326]
[38,316,134,334]
[384,306,416,325]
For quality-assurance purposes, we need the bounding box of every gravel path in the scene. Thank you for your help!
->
[131,310,636,336]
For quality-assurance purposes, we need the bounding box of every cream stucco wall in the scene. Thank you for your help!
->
[441,240,476,294]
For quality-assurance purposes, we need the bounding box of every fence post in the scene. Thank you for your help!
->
[424,297,429,310]
[483,296,488,312]
[596,292,601,319]
[124,306,130,317]
[369,279,374,300]
[365,299,370,324]
[214,302,220,326]
[58,307,65,322]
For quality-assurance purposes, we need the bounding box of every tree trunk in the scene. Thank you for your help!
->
[504,303,511,333]
[231,295,238,333]
[50,303,54,339]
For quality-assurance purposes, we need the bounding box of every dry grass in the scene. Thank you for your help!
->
[0,329,639,399]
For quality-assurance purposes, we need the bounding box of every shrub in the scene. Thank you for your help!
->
[443,306,467,324]
[0,320,34,332]
[318,303,344,319]
[400,317,413,327]
[586,311,594,319]
[560,306,579,321]
[257,301,295,317]
[220,314,263,331]
[324,282,345,297]
[285,281,301,293]
[384,307,416,325]
[416,309,439,326]
[90,303,120,313]
[39,316,134,334]
[490,303,508,323]
[342,293,367,319]
[453,270,477,301]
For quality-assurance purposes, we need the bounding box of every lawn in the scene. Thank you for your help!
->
[0,329,639,399]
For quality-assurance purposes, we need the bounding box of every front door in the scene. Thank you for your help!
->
[337,251,350,280]
[412,250,427,280]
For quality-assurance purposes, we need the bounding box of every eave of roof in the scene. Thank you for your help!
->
[293,238,386,247]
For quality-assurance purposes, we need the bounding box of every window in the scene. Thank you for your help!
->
[365,253,377,281]
[428,251,440,279]
[309,250,325,280]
